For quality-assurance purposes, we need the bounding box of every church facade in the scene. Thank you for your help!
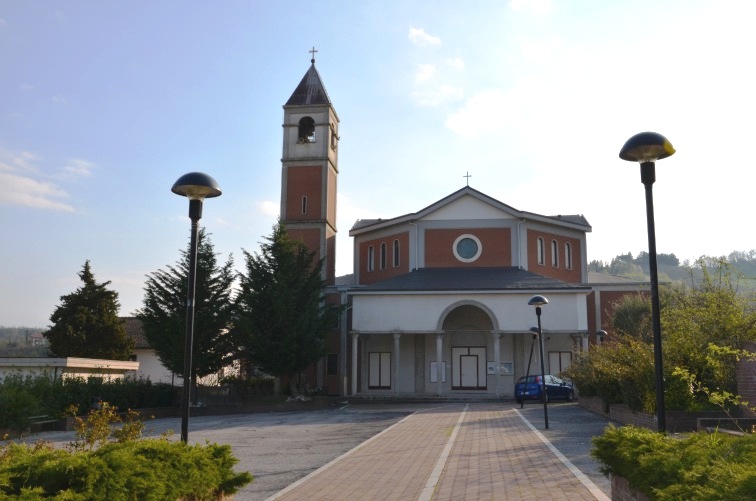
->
[280,57,641,398]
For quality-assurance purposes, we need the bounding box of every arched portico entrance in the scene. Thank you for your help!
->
[440,303,496,391]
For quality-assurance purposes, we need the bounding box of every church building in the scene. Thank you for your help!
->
[279,55,642,398]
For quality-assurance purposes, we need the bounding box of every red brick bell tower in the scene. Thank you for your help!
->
[280,52,339,284]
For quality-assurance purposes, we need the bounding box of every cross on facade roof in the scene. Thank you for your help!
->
[310,46,318,63]
[464,171,472,186]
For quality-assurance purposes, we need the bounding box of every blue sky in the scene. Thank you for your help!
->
[1,1,754,327]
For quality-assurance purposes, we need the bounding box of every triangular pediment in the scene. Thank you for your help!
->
[421,193,517,221]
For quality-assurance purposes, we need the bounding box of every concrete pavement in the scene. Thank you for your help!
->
[22,401,614,500]
[267,403,612,501]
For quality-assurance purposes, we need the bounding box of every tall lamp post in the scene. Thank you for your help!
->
[528,295,549,429]
[619,131,675,433]
[172,172,222,443]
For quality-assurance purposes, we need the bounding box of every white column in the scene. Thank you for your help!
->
[582,333,589,352]
[492,332,501,397]
[351,333,359,396]
[436,333,444,396]
[393,332,401,394]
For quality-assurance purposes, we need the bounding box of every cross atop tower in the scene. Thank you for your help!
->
[310,46,318,64]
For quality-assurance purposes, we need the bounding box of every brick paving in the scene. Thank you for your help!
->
[268,403,609,501]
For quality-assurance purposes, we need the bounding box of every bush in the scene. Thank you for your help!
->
[0,374,178,432]
[0,440,252,500]
[592,425,756,500]
[0,402,253,499]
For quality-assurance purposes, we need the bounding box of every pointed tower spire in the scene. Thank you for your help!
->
[286,48,331,106]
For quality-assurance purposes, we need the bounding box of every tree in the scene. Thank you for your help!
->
[568,258,756,412]
[44,261,133,360]
[611,293,652,342]
[137,229,236,385]
[234,223,341,393]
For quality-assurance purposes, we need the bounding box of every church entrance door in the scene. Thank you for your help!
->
[460,355,478,387]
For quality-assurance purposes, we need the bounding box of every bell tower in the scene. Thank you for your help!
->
[280,50,340,284]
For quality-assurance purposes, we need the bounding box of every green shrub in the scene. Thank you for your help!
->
[0,387,39,432]
[0,374,178,430]
[0,440,252,500]
[0,402,253,500]
[592,425,756,500]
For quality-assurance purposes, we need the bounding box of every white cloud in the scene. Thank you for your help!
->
[258,200,279,217]
[509,0,553,14]
[414,64,435,83]
[445,89,510,138]
[61,158,94,177]
[408,26,442,47]
[413,85,464,108]
[445,57,465,70]
[0,172,74,212]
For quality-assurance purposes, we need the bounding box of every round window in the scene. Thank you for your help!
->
[453,234,482,263]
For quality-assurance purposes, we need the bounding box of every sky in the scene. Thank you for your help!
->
[1,0,754,328]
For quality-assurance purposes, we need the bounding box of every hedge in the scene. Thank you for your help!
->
[592,425,756,500]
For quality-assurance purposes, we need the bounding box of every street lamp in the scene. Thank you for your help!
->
[527,295,549,429]
[172,172,222,443]
[619,131,675,433]
[520,326,539,409]
[596,329,607,346]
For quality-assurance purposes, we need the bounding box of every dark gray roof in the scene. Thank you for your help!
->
[354,267,590,292]
[285,63,331,106]
[122,317,150,349]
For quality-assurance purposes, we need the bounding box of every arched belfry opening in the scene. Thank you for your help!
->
[441,303,494,390]
[297,116,315,143]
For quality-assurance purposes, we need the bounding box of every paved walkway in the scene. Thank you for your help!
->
[267,403,610,501]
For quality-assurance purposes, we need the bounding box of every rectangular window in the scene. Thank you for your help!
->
[326,353,338,376]
[393,240,400,267]
[367,246,375,272]
[537,238,545,265]
[380,242,387,270]
[565,243,573,270]
[551,240,559,267]
[301,196,308,214]
[368,352,391,389]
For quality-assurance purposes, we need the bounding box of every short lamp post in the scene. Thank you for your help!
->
[596,329,607,347]
[172,172,222,443]
[528,294,549,429]
[619,131,675,433]
[520,326,539,409]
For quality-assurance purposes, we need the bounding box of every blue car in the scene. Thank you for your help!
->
[514,375,574,403]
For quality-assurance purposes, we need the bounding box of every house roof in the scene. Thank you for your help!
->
[350,186,591,235]
[121,317,150,349]
[285,62,331,106]
[351,267,590,293]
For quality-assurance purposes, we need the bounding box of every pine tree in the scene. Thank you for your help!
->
[44,261,133,360]
[234,223,340,388]
[137,229,236,382]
